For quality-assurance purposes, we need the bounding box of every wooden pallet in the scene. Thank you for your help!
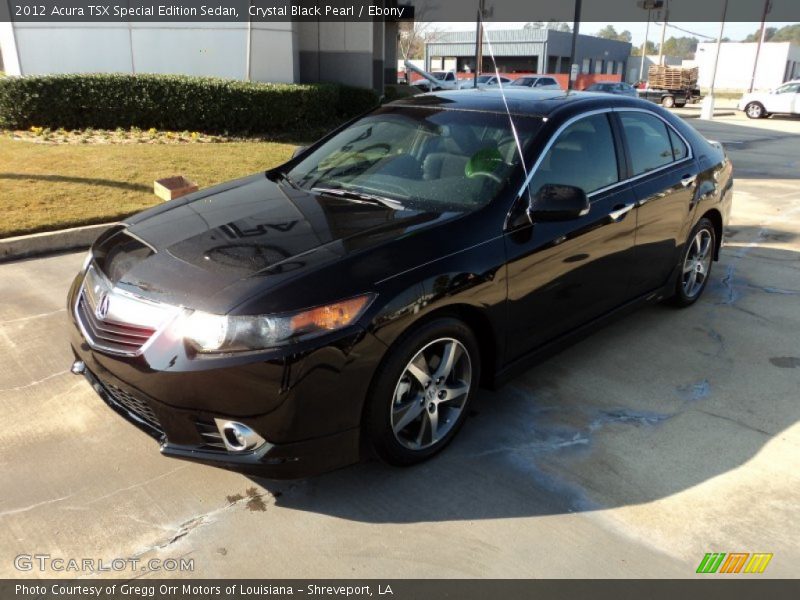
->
[648,65,698,89]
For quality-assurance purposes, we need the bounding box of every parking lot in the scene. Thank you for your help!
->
[1,112,798,579]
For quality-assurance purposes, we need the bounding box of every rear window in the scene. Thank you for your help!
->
[620,112,678,175]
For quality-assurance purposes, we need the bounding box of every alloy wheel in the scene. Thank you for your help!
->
[682,228,713,298]
[390,338,472,451]
[746,103,763,118]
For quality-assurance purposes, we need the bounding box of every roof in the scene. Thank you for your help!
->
[388,88,644,118]
[426,28,632,58]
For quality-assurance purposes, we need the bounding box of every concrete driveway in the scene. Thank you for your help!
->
[1,115,798,579]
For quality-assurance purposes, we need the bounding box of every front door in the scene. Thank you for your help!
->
[504,112,638,360]
[765,82,800,114]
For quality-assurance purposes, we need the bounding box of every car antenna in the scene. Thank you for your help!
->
[481,18,531,207]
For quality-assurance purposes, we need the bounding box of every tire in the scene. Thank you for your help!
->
[365,317,481,466]
[676,101,687,108]
[670,218,717,308]
[662,95,675,108]
[744,102,767,119]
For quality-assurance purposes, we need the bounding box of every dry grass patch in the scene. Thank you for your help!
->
[0,135,298,238]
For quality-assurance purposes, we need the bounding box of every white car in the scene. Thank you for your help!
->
[509,76,563,91]
[457,75,513,89]
[738,80,800,119]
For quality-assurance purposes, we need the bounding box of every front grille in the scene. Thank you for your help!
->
[77,292,156,354]
[102,381,164,433]
[195,420,227,452]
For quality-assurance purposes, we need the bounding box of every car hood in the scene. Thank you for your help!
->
[93,173,455,313]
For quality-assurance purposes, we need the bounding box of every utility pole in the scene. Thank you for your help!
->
[473,0,485,88]
[701,0,729,119]
[639,9,651,82]
[657,1,669,66]
[567,0,582,91]
[748,0,772,92]
[636,1,664,82]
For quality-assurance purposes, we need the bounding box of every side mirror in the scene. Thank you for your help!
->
[292,146,307,159]
[528,184,590,222]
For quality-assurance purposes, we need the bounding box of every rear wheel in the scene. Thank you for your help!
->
[662,95,676,108]
[365,318,480,466]
[745,102,766,119]
[671,218,716,307]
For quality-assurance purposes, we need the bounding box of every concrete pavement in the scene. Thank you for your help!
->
[1,115,798,579]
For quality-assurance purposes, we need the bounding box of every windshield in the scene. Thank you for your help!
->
[287,107,541,212]
[432,72,447,80]
[511,78,532,87]
[476,75,493,84]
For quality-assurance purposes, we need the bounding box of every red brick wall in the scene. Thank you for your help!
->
[398,71,622,91]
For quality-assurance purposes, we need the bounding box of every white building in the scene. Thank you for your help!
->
[695,41,800,91]
[0,20,400,91]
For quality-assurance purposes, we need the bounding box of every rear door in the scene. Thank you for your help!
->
[504,111,638,359]
[617,110,698,295]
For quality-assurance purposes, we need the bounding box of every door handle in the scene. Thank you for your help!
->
[680,174,697,187]
[608,203,635,222]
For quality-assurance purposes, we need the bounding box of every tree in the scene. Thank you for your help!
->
[595,25,632,43]
[743,27,777,43]
[631,40,659,56]
[524,20,571,32]
[770,24,800,45]
[660,36,699,59]
[398,21,442,60]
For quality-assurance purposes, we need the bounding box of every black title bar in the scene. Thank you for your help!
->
[2,0,800,23]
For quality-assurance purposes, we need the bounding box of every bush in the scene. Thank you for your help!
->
[0,73,379,134]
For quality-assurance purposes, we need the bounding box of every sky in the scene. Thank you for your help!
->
[435,21,798,46]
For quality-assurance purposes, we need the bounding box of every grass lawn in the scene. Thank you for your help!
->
[0,136,299,238]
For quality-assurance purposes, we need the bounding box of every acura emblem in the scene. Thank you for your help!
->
[96,293,111,320]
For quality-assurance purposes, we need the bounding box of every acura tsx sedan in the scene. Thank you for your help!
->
[68,89,733,478]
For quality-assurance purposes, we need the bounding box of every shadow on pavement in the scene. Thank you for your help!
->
[247,244,800,524]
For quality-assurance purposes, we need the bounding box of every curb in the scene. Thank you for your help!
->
[677,111,737,119]
[0,223,117,263]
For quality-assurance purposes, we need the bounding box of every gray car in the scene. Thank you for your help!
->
[585,82,638,97]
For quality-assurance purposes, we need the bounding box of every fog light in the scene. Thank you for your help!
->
[213,419,266,452]
[71,360,86,375]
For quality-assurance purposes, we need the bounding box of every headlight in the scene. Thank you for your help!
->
[182,295,373,353]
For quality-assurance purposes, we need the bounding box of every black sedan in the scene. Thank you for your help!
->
[584,81,638,97]
[68,89,733,478]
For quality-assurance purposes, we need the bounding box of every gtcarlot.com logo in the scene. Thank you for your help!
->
[14,553,194,573]
[696,552,773,574]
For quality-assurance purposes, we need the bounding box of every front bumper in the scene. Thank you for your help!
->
[73,354,363,479]
[67,273,387,479]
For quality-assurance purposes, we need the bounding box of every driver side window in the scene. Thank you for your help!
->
[528,113,620,198]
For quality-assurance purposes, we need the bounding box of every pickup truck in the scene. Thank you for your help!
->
[637,87,692,108]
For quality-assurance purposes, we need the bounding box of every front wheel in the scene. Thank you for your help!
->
[745,102,766,119]
[671,218,716,307]
[365,318,480,466]
[662,95,675,108]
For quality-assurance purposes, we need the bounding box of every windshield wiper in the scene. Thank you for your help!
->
[311,187,405,210]
[268,169,300,189]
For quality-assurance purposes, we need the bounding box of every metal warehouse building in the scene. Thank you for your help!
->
[425,28,631,77]
[0,20,400,92]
